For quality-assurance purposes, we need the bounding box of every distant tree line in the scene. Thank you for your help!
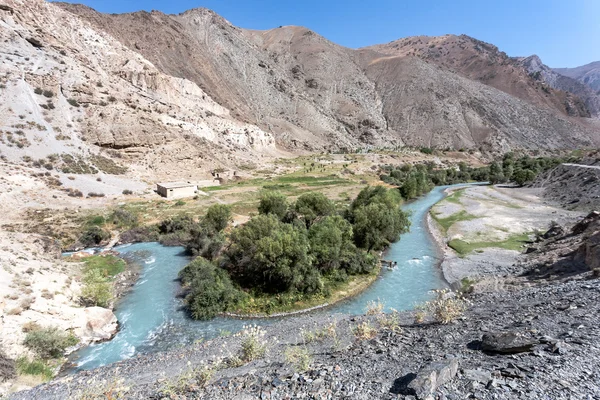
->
[379,154,580,200]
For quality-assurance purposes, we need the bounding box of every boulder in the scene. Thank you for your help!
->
[571,211,600,234]
[407,359,459,399]
[78,307,118,343]
[543,224,564,239]
[481,332,537,354]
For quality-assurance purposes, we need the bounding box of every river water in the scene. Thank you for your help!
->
[72,185,455,370]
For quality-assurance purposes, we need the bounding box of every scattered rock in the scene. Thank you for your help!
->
[77,307,119,343]
[462,369,491,383]
[480,332,538,354]
[406,359,459,399]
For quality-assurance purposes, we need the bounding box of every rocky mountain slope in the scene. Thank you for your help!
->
[555,61,600,93]
[52,4,600,154]
[365,34,593,119]
[532,157,600,211]
[0,0,281,181]
[518,55,600,118]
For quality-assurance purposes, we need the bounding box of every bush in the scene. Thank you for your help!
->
[284,346,312,372]
[238,325,267,362]
[122,189,133,195]
[79,225,110,247]
[179,258,245,320]
[42,90,54,98]
[15,356,53,381]
[423,289,466,324]
[87,192,105,198]
[23,327,79,359]
[81,269,113,307]
[67,98,80,107]
[34,87,43,95]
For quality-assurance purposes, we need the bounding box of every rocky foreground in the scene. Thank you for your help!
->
[7,212,600,399]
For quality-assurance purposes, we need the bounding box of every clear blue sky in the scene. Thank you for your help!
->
[52,0,599,68]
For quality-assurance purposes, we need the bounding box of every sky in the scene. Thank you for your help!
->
[52,0,600,68]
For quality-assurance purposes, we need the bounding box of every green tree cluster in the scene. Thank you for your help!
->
[180,188,410,320]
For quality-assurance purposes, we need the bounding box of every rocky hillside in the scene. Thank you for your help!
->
[518,55,600,118]
[555,61,600,93]
[54,4,600,153]
[532,158,600,211]
[0,0,280,181]
[365,34,593,119]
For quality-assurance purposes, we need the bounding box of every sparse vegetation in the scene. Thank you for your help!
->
[23,327,78,359]
[284,346,312,372]
[353,321,378,340]
[238,325,268,362]
[421,289,466,324]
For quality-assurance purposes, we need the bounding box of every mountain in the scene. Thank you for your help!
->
[518,55,600,118]
[364,35,592,119]
[0,1,598,181]
[555,61,600,93]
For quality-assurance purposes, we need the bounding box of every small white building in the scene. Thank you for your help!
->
[156,182,198,199]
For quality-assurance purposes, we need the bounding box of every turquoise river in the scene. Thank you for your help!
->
[71,184,461,370]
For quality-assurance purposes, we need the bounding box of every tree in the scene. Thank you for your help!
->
[308,215,355,273]
[23,327,79,359]
[203,204,232,232]
[179,257,245,320]
[348,187,410,251]
[258,191,288,220]
[294,192,335,228]
[224,214,320,294]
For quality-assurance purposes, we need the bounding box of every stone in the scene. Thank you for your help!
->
[481,332,537,354]
[462,369,491,383]
[77,307,118,343]
[407,359,459,400]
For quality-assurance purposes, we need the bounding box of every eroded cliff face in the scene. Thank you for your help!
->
[0,0,282,181]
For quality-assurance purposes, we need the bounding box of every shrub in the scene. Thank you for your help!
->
[15,356,53,381]
[23,327,78,359]
[423,289,466,324]
[87,192,105,198]
[364,300,386,318]
[353,321,377,340]
[81,269,113,307]
[284,346,312,372]
[67,98,80,107]
[34,87,43,95]
[238,325,267,362]
[79,225,110,247]
[122,189,133,195]
[174,200,186,206]
[42,90,54,98]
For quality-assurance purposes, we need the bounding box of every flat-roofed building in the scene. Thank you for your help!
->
[156,182,197,199]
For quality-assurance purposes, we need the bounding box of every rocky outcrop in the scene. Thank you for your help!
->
[76,307,119,344]
[555,61,600,92]
[518,55,600,118]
